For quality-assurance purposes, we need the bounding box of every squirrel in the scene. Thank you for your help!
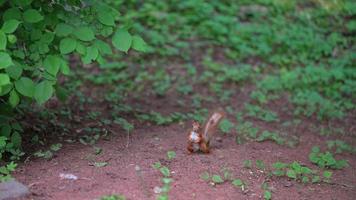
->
[187,111,225,153]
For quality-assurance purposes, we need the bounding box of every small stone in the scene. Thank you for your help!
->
[215,137,223,143]
[284,181,293,187]
[0,179,30,200]
[59,173,78,180]
[153,186,162,194]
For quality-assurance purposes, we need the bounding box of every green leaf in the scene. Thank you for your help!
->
[166,151,176,160]
[5,65,23,79]
[312,175,320,183]
[41,32,55,44]
[50,143,62,151]
[3,8,22,21]
[82,46,99,64]
[55,23,73,37]
[219,119,233,134]
[0,84,12,96]
[311,146,320,153]
[34,81,53,104]
[98,12,115,26]
[74,26,95,41]
[131,35,147,52]
[0,73,10,86]
[60,59,70,75]
[59,38,77,54]
[0,30,6,50]
[55,85,68,102]
[160,166,170,177]
[7,34,17,43]
[302,176,309,183]
[94,40,112,55]
[23,9,43,23]
[272,162,287,169]
[211,175,224,183]
[112,29,132,53]
[2,19,21,33]
[43,55,61,76]
[13,0,33,6]
[286,169,297,179]
[200,172,210,181]
[323,171,332,179]
[232,179,243,187]
[301,167,312,174]
[272,169,285,176]
[264,191,272,200]
[162,177,172,184]
[94,162,108,168]
[152,162,161,169]
[15,77,34,97]
[11,131,21,148]
[0,52,13,69]
[9,90,20,107]
[0,136,7,148]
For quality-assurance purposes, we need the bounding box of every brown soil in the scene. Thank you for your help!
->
[12,56,356,200]
[14,117,356,200]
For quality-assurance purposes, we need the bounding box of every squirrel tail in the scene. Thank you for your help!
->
[202,111,225,142]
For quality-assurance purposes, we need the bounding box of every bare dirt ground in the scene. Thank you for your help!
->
[11,56,356,200]
[13,115,356,200]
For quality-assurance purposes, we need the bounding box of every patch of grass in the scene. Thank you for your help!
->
[244,104,279,122]
[34,143,62,160]
[309,146,349,169]
[219,119,234,134]
[0,162,17,182]
[326,140,356,154]
[272,160,333,184]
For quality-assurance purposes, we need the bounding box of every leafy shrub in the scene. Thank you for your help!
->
[0,0,146,162]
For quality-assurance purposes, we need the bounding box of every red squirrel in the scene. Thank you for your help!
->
[187,111,225,153]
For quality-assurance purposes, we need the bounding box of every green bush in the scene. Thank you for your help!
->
[0,0,146,162]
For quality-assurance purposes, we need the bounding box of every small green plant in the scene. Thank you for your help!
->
[219,119,234,134]
[243,160,252,169]
[272,161,333,184]
[152,161,173,200]
[0,162,17,182]
[326,140,356,154]
[200,171,210,181]
[256,131,285,145]
[100,194,126,200]
[166,151,176,160]
[232,178,246,191]
[34,143,62,159]
[264,190,272,200]
[309,146,348,169]
[211,175,224,184]
[245,104,279,122]
[262,182,272,200]
[256,160,266,170]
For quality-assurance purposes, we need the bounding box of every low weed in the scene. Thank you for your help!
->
[34,143,62,160]
[0,162,17,182]
[99,194,126,200]
[309,146,348,169]
[272,161,333,184]
[326,140,356,154]
[200,168,247,191]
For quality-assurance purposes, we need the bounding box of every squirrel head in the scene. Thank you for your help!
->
[192,121,201,131]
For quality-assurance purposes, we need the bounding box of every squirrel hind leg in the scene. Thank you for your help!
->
[187,142,194,153]
[200,142,210,153]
